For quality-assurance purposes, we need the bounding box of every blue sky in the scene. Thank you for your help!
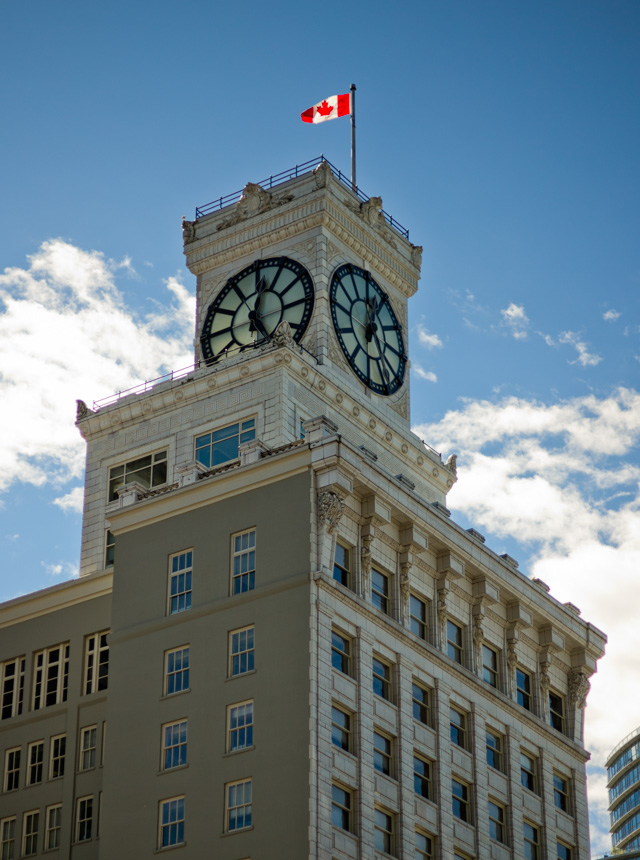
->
[1,1,639,851]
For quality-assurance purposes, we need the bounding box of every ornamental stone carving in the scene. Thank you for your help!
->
[181,217,196,244]
[76,399,92,421]
[569,669,591,709]
[540,663,551,721]
[445,454,457,476]
[410,244,423,269]
[360,196,385,229]
[400,559,411,619]
[216,182,294,231]
[317,490,345,535]
[506,640,518,697]
[361,532,373,597]
[437,587,448,650]
[472,615,484,674]
[271,320,295,349]
[313,161,332,188]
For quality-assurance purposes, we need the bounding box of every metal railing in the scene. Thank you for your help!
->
[93,363,200,410]
[194,155,410,239]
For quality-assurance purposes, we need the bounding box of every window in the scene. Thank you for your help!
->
[26,741,44,786]
[373,730,393,777]
[410,594,428,640]
[108,450,167,501]
[486,729,503,771]
[452,779,469,822]
[557,841,573,860]
[331,705,352,752]
[412,682,431,725]
[232,529,256,594]
[450,706,466,748]
[226,779,252,832]
[0,656,25,720]
[228,701,254,752]
[521,751,537,793]
[516,667,532,710]
[168,550,193,614]
[159,796,185,848]
[0,817,15,860]
[331,783,352,831]
[482,644,498,688]
[33,643,69,709]
[162,720,188,769]
[333,542,351,588]
[50,734,66,779]
[331,630,351,675]
[105,529,115,566]
[229,627,254,676]
[195,419,255,468]
[554,773,569,812]
[165,646,190,694]
[84,630,109,694]
[488,800,506,843]
[372,569,390,614]
[549,691,565,733]
[3,747,20,792]
[80,725,97,771]
[22,811,38,857]
[446,620,463,664]
[75,796,93,842]
[415,831,434,860]
[413,755,431,799]
[45,805,62,850]
[373,656,392,701]
[374,807,394,855]
[524,822,539,860]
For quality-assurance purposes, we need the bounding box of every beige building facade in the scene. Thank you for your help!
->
[0,161,605,859]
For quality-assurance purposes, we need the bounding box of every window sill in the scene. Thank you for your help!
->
[159,763,189,775]
[160,690,191,700]
[221,826,253,838]
[226,670,256,682]
[154,841,186,853]
[224,746,255,757]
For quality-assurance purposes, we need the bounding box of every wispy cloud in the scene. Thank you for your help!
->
[416,324,443,349]
[54,487,84,513]
[603,309,621,322]
[413,365,437,383]
[41,560,79,579]
[500,303,530,340]
[558,330,602,366]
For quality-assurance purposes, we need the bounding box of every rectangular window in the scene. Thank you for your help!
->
[195,419,255,468]
[446,620,463,664]
[521,751,537,793]
[486,729,503,771]
[373,730,393,777]
[549,691,565,733]
[0,817,15,860]
[159,796,185,848]
[162,720,188,770]
[45,805,62,850]
[226,779,252,832]
[26,741,44,786]
[33,643,69,709]
[0,657,25,720]
[165,646,190,695]
[414,755,431,799]
[415,830,434,860]
[410,594,428,640]
[524,822,539,860]
[22,811,38,857]
[331,630,351,675]
[229,627,254,677]
[554,773,569,812]
[489,800,506,843]
[450,706,466,748]
[80,725,97,771]
[374,807,394,855]
[331,705,352,752]
[371,569,390,614]
[557,841,573,860]
[168,550,193,614]
[105,529,115,566]
[331,783,352,831]
[373,656,392,701]
[84,630,109,694]
[3,747,20,792]
[333,542,351,588]
[75,796,93,842]
[412,682,431,725]
[482,644,498,688]
[452,778,470,822]
[108,449,167,501]
[232,529,256,594]
[228,701,254,752]
[50,734,66,779]
[516,667,532,710]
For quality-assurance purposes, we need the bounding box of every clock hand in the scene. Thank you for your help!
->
[249,275,270,336]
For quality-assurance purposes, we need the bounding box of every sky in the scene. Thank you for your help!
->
[1,1,639,852]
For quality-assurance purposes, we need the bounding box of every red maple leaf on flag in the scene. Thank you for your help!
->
[316,100,334,117]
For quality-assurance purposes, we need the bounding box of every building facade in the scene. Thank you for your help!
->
[607,727,640,853]
[0,160,606,859]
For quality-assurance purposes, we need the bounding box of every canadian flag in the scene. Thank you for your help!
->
[301,93,351,124]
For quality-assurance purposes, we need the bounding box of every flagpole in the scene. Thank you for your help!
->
[350,83,356,191]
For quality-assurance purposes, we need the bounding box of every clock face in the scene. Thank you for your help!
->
[330,264,407,395]
[200,257,315,362]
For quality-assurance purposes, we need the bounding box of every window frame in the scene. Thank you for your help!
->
[449,706,467,749]
[331,704,352,753]
[105,529,115,567]
[331,630,351,676]
[371,568,390,614]
[108,449,167,501]
[553,772,570,812]
[372,655,392,702]
[231,528,256,595]
[0,817,15,860]
[75,795,94,843]
[45,804,62,850]
[557,840,573,860]
[331,782,352,832]
[549,690,565,733]
[227,700,254,753]
[415,829,434,860]
[452,778,470,823]
[22,810,39,857]
[520,750,538,793]
[516,667,532,710]
[229,626,255,677]
[84,630,109,695]
[524,821,540,860]
[412,681,431,726]
[413,754,432,800]
[373,729,393,778]
[446,619,463,664]
[3,746,20,792]
[482,644,499,688]
[333,541,351,588]
[164,645,190,695]
[158,796,185,848]
[26,740,44,786]
[410,593,428,640]
[374,806,394,856]
[194,418,256,469]
[32,642,69,710]
[168,550,193,615]
[162,719,188,770]
[0,656,25,720]
[79,725,97,772]
[486,728,503,771]
[225,778,252,832]
[488,799,507,844]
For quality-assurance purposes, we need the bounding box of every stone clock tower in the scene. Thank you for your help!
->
[0,160,604,860]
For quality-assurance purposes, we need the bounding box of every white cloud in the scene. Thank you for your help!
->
[500,303,530,339]
[416,325,443,349]
[413,387,640,849]
[41,560,78,579]
[54,487,84,513]
[413,366,437,383]
[0,240,195,496]
[558,330,602,366]
[603,309,621,322]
